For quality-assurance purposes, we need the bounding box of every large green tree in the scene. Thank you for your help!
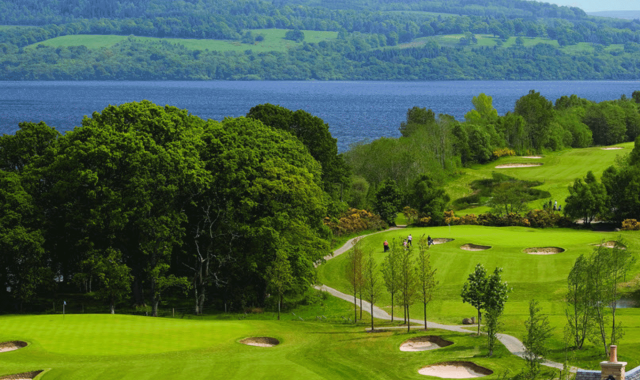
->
[514,90,555,151]
[563,171,608,225]
[373,179,402,225]
[246,104,350,201]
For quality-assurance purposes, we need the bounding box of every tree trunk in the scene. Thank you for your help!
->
[353,287,357,322]
[359,287,363,320]
[477,309,481,335]
[278,293,281,321]
[424,302,427,330]
[370,300,374,331]
[407,306,411,333]
[110,301,115,315]
[390,293,394,322]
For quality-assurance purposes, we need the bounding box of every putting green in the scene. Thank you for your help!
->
[0,314,527,379]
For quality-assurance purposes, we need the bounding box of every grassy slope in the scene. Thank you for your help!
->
[449,142,633,215]
[24,29,338,53]
[0,312,528,379]
[317,225,640,369]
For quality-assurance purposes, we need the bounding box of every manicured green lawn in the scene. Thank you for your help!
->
[25,29,338,53]
[0,313,529,379]
[317,225,640,369]
[449,143,633,215]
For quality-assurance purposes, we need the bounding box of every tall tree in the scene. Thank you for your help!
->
[564,171,608,225]
[565,254,592,350]
[523,299,553,378]
[484,267,510,357]
[346,238,364,322]
[461,263,488,335]
[265,250,293,321]
[373,179,402,225]
[381,240,400,322]
[399,245,418,332]
[363,248,382,331]
[514,90,555,151]
[416,236,438,330]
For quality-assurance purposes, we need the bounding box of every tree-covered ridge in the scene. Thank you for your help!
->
[1,0,640,80]
[1,36,639,80]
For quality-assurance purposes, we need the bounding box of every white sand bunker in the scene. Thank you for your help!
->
[0,371,42,380]
[595,241,626,250]
[495,163,543,169]
[240,337,279,347]
[419,362,493,378]
[521,156,543,159]
[460,244,491,251]
[432,238,455,245]
[524,247,565,255]
[400,336,453,352]
[0,341,27,353]
[602,147,623,150]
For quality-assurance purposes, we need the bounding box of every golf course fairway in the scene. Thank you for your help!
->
[0,314,527,379]
[317,225,640,369]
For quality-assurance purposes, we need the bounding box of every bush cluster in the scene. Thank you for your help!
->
[324,208,387,236]
[621,219,640,231]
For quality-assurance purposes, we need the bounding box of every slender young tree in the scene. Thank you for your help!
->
[523,299,553,379]
[461,263,488,335]
[346,238,364,322]
[416,236,438,330]
[266,250,293,321]
[363,249,382,331]
[565,254,592,350]
[484,267,510,357]
[399,244,418,332]
[381,240,400,322]
[607,237,635,345]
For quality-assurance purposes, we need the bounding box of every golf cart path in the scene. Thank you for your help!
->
[316,226,571,371]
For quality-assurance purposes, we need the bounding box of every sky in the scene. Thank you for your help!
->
[540,0,640,12]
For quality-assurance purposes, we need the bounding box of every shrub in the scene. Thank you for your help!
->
[403,206,419,225]
[417,216,432,226]
[622,219,640,230]
[324,208,387,236]
[493,148,516,158]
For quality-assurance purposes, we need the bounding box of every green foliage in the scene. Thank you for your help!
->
[461,263,488,335]
[514,90,555,151]
[583,102,627,146]
[484,267,510,356]
[247,103,349,201]
[373,179,402,225]
[284,29,304,42]
[454,172,549,211]
[523,299,553,378]
[564,171,609,225]
[265,251,294,320]
[407,175,450,225]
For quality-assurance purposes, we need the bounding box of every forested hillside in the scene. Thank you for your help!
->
[0,0,639,79]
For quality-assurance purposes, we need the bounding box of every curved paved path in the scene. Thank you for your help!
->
[316,227,573,371]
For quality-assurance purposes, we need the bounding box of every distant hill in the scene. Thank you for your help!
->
[587,11,640,20]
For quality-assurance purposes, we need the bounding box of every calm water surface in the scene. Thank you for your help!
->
[1,81,639,151]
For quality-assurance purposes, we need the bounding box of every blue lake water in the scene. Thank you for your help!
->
[1,81,639,151]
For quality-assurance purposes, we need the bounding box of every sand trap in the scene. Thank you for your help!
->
[419,362,493,378]
[524,247,565,255]
[602,147,623,150]
[400,336,453,352]
[0,341,27,353]
[240,337,279,347]
[495,163,543,169]
[432,238,455,245]
[0,371,42,380]
[595,241,626,250]
[460,244,491,251]
[521,156,543,159]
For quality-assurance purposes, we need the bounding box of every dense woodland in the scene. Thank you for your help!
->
[2,89,640,315]
[1,0,640,79]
